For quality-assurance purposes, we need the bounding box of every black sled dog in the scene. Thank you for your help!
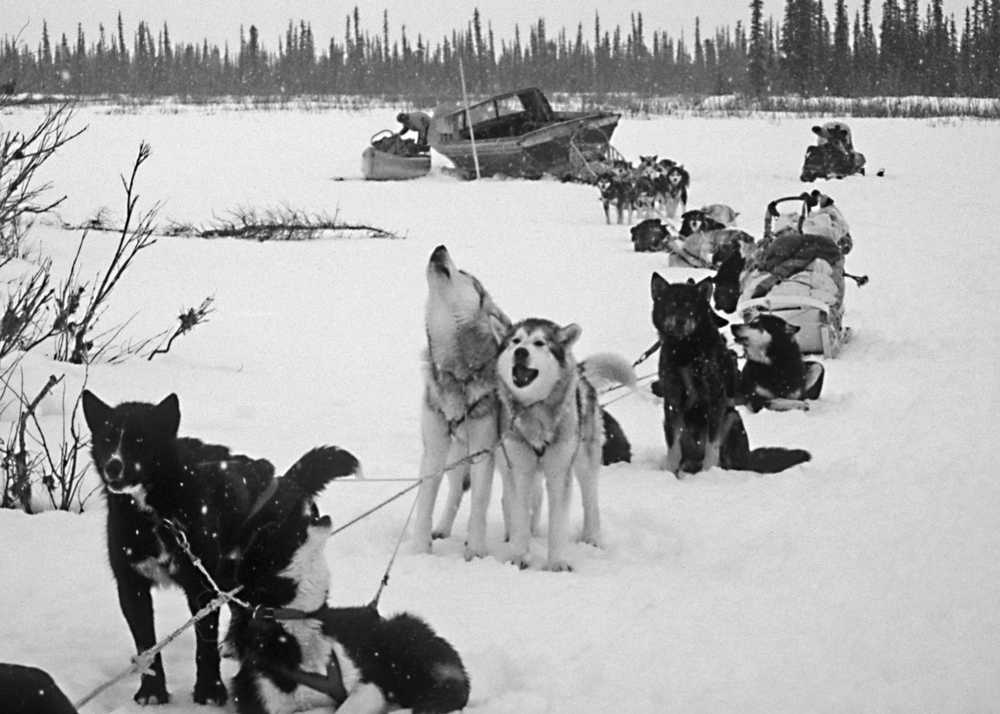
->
[0,663,78,714]
[649,274,811,475]
[226,448,469,714]
[83,391,281,705]
[731,314,825,412]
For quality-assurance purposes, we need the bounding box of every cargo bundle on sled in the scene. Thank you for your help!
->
[736,192,867,358]
[362,129,431,181]
[800,121,866,182]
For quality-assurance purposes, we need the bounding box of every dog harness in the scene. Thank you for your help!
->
[427,363,499,433]
[251,604,348,705]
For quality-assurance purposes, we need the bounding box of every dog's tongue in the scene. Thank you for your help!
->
[512,364,538,388]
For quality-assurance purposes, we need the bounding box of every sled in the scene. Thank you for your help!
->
[737,295,847,358]
[362,130,431,181]
[800,121,866,182]
[736,193,864,358]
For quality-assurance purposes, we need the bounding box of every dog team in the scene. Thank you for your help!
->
[13,224,823,714]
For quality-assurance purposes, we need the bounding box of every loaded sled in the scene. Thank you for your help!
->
[800,121,866,182]
[736,192,867,358]
[362,129,431,181]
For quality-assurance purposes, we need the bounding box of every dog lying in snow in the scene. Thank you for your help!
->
[0,663,78,714]
[225,447,470,714]
[731,314,825,412]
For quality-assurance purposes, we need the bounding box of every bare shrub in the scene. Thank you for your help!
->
[177,205,403,241]
[52,143,159,364]
[147,296,216,361]
[0,371,97,513]
[0,102,86,258]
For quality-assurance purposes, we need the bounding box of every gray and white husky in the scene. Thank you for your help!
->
[414,245,511,559]
[495,318,635,571]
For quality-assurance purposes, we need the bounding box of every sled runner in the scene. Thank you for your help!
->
[737,193,866,358]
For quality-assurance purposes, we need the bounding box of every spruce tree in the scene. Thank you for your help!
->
[831,0,851,94]
[748,0,768,96]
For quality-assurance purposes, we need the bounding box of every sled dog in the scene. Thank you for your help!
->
[225,447,468,714]
[649,275,811,475]
[596,170,636,225]
[495,318,636,571]
[414,245,511,559]
[731,314,825,412]
[82,390,283,705]
[0,663,78,714]
[658,164,690,221]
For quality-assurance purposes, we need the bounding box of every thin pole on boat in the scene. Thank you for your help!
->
[457,55,481,180]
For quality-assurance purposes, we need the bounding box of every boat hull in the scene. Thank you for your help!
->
[361,147,431,181]
[432,114,619,180]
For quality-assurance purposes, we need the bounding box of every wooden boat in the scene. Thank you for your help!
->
[362,130,431,180]
[429,87,620,180]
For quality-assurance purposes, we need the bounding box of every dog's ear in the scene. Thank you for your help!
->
[650,272,669,298]
[556,323,582,349]
[712,312,729,329]
[153,393,181,436]
[696,276,714,303]
[784,322,801,336]
[81,390,112,432]
[489,312,510,345]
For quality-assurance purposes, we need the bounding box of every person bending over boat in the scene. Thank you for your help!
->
[397,111,431,150]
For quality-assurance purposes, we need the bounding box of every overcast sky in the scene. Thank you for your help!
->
[4,1,969,50]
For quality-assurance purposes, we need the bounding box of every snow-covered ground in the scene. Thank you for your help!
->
[1,103,998,713]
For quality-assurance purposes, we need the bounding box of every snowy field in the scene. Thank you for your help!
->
[0,102,998,713]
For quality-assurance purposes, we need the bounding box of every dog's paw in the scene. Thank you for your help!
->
[134,679,170,705]
[507,554,531,570]
[463,542,488,561]
[408,535,434,555]
[431,528,451,540]
[193,678,228,705]
[546,559,574,573]
[579,532,603,549]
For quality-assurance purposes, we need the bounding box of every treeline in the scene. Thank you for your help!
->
[1,1,998,99]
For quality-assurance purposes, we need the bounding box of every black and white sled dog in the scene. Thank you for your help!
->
[226,448,469,714]
[649,275,811,475]
[82,390,281,706]
[494,318,636,571]
[414,244,511,559]
[731,314,825,412]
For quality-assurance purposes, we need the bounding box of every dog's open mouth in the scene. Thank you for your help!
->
[511,364,538,388]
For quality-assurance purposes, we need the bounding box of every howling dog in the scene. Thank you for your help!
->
[731,313,825,412]
[495,318,636,571]
[414,245,511,559]
[82,390,283,706]
[650,275,811,475]
[225,447,469,714]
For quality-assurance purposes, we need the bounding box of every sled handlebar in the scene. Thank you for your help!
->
[764,195,814,239]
